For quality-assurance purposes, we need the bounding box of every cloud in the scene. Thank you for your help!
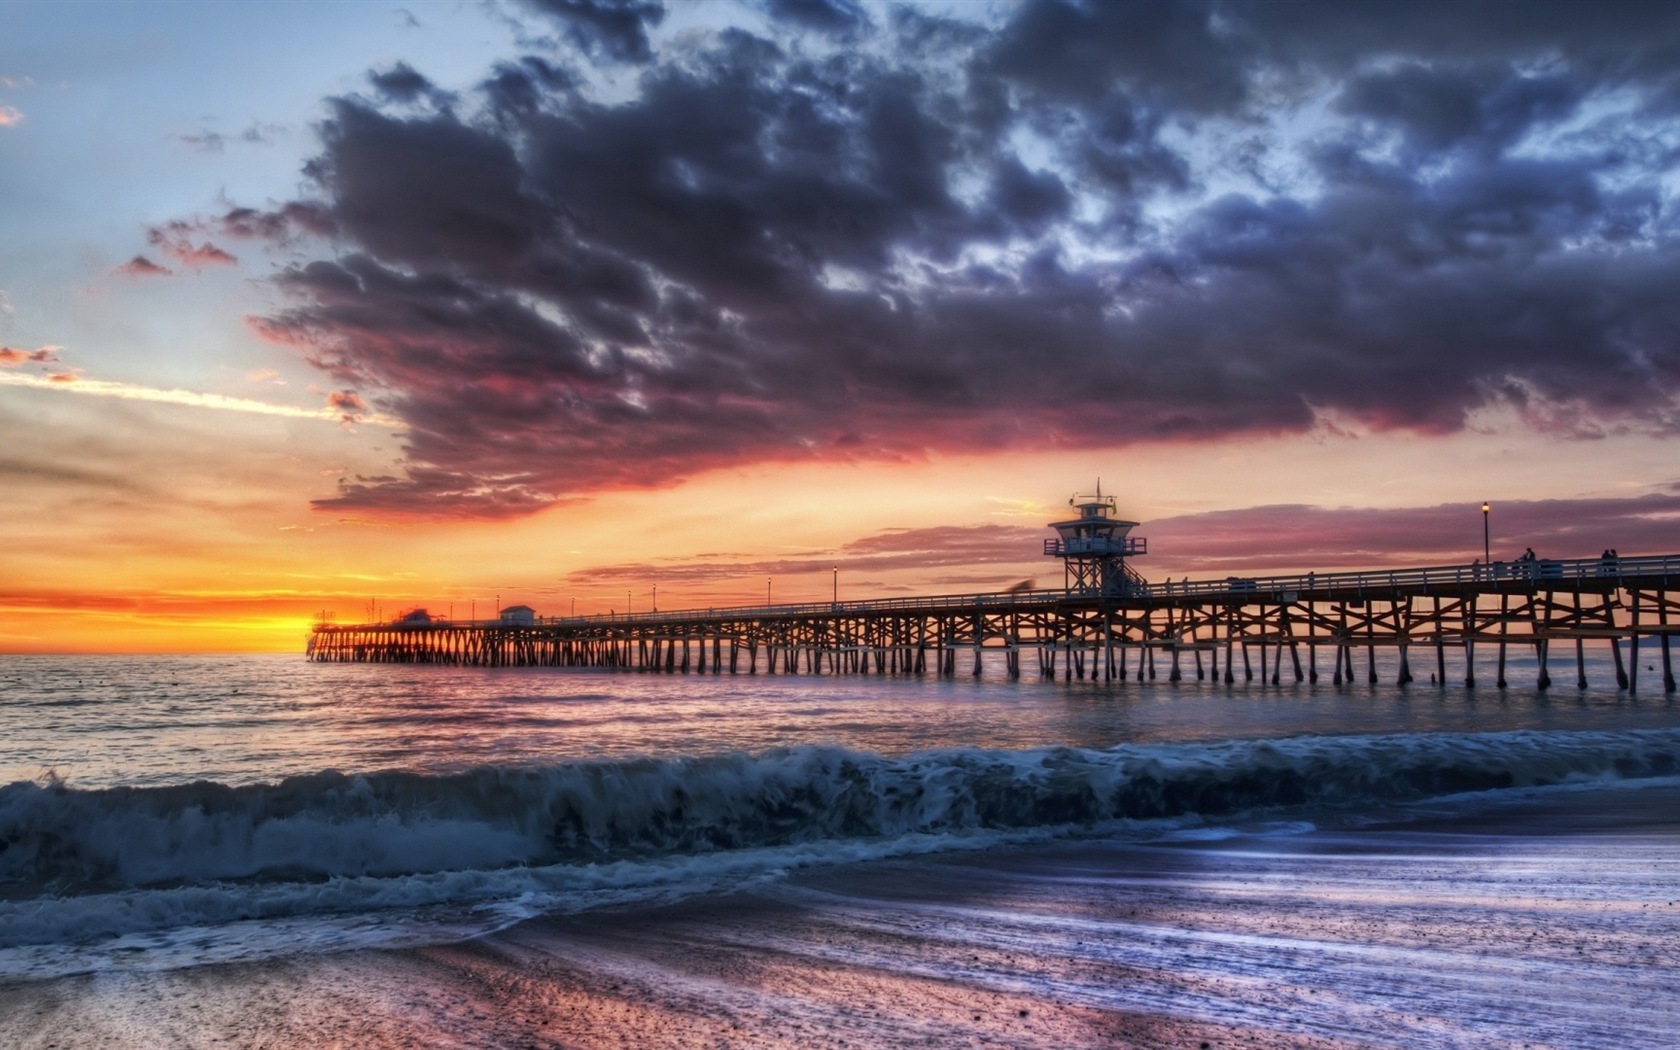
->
[563,494,1680,596]
[235,2,1680,518]
[565,523,1044,586]
[368,62,443,104]
[0,344,56,366]
[521,0,665,64]
[146,224,238,269]
[217,202,337,241]
[1142,495,1680,571]
[326,388,369,423]
[178,130,227,152]
[562,489,1680,600]
[0,455,149,492]
[0,369,401,426]
[0,105,23,127]
[762,0,871,37]
[177,121,285,153]
[116,255,171,277]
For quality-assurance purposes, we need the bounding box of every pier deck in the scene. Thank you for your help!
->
[308,554,1680,691]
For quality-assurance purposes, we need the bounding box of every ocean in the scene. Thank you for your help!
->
[2,651,1677,1047]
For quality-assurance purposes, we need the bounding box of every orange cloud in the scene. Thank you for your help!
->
[0,344,57,365]
[0,105,22,127]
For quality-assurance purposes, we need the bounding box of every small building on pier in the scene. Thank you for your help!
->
[1044,486,1148,597]
[499,605,536,626]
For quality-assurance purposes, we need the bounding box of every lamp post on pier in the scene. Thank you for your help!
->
[653,583,657,613]
[767,577,772,606]
[832,566,838,605]
[1482,502,1491,565]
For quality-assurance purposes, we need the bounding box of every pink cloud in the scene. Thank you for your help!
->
[146,225,238,270]
[146,224,237,270]
[169,241,238,268]
[116,255,171,277]
[0,105,22,127]
[563,495,1680,598]
[566,523,1045,588]
[1141,495,1680,573]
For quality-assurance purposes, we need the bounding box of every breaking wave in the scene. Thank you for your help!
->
[7,728,1679,891]
[1,728,1677,954]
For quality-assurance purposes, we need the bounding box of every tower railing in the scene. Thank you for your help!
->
[1043,537,1147,556]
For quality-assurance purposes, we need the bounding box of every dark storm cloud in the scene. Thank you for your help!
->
[763,0,872,37]
[480,56,575,119]
[247,0,1680,517]
[522,0,665,64]
[367,62,439,104]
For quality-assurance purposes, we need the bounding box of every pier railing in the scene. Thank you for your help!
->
[1144,553,1680,601]
[348,553,1679,631]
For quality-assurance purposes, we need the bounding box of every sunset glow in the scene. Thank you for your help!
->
[2,1,1677,653]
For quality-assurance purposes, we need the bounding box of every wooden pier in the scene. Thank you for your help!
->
[309,554,1680,692]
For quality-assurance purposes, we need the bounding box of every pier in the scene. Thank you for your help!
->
[308,493,1680,692]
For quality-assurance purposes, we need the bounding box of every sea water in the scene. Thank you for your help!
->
[2,651,1678,1047]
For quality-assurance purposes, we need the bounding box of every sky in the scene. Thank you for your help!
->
[1,0,1678,652]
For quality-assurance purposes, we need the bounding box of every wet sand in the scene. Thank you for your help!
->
[5,782,1678,1049]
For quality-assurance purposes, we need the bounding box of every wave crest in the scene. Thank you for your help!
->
[3,729,1676,892]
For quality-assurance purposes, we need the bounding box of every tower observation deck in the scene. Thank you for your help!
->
[1044,486,1148,598]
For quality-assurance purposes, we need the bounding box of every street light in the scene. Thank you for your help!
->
[1482,502,1491,565]
[767,577,772,606]
[832,566,838,604]
[653,583,657,612]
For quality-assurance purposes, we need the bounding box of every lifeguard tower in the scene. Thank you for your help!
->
[1044,484,1148,598]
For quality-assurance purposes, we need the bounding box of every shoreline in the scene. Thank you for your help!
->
[5,780,1678,1048]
